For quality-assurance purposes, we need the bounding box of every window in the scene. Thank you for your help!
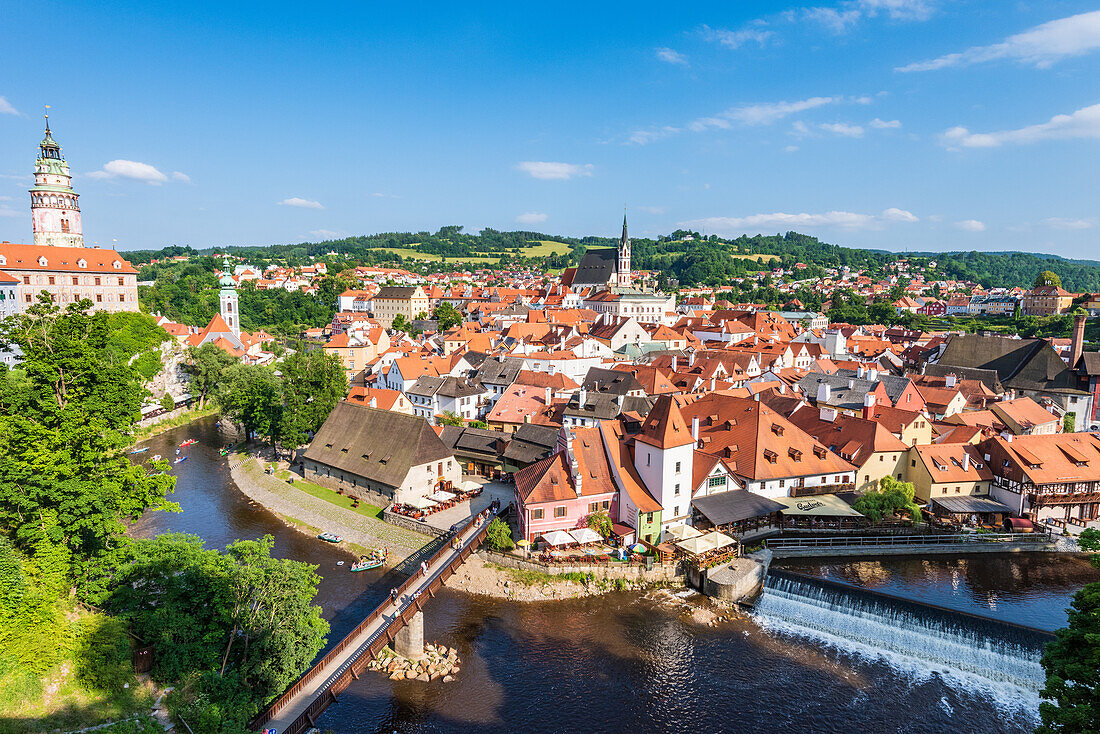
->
[674,484,680,496]
[646,453,651,467]
[645,512,653,523]
[708,476,724,488]
[531,508,544,520]
[911,459,917,467]
[779,479,785,488]
[48,276,55,285]
[879,455,884,462]
[119,294,125,302]
[673,506,680,517]
[118,277,124,286]
[22,276,29,285]
[554,506,567,518]
[675,461,681,474]
[71,276,78,285]
[94,277,101,286]
[588,502,599,514]
[955,486,961,494]
[601,500,610,510]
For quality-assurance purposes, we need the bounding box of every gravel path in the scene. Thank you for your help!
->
[228,454,434,562]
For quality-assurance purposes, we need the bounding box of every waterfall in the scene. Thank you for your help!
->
[752,571,1050,695]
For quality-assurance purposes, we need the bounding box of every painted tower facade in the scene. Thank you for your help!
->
[219,274,240,335]
[29,116,84,248]
[616,212,632,287]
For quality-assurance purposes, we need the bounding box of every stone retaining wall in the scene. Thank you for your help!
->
[383,510,450,538]
[480,550,683,582]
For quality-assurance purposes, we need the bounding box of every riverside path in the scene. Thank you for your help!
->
[253,505,502,734]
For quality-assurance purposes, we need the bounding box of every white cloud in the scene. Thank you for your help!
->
[804,7,863,32]
[881,207,919,222]
[700,24,774,49]
[0,195,11,202]
[819,122,865,137]
[1042,217,1093,230]
[869,117,902,129]
[636,205,668,215]
[899,10,1100,72]
[722,96,839,126]
[516,161,594,180]
[515,211,548,225]
[942,103,1100,148]
[0,206,21,218]
[955,219,986,232]
[310,229,345,238]
[171,171,191,183]
[86,160,171,185]
[278,197,324,209]
[681,207,920,233]
[804,0,933,32]
[656,47,688,65]
[784,145,800,152]
[0,97,17,116]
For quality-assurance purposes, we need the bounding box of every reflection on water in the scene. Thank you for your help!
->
[132,419,1090,734]
[779,554,1100,631]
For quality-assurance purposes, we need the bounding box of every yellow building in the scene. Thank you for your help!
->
[907,444,993,503]
[322,326,389,376]
[373,285,429,329]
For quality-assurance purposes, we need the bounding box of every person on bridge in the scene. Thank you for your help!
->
[390,588,398,603]
[420,560,428,576]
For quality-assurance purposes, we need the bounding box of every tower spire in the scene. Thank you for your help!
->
[44,105,50,135]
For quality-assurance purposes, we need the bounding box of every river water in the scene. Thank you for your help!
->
[130,418,1100,734]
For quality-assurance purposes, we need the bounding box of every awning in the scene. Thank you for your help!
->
[569,527,602,545]
[663,524,702,542]
[428,490,457,502]
[931,496,1012,515]
[774,494,864,518]
[407,495,437,509]
[541,530,573,547]
[693,490,786,526]
[676,530,735,556]
[460,480,482,492]
[610,522,636,539]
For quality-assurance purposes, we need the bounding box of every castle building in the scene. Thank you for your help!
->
[30,115,83,248]
[0,115,139,314]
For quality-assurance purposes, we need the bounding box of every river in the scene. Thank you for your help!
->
[130,418,1100,734]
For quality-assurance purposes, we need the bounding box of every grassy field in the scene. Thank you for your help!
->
[288,477,384,520]
[375,247,499,264]
[525,240,573,256]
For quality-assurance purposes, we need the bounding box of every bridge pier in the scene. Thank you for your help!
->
[395,610,425,660]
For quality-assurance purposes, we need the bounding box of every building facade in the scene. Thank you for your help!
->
[373,285,429,328]
[0,243,139,312]
[29,116,84,248]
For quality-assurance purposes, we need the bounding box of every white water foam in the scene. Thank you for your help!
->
[752,576,1043,724]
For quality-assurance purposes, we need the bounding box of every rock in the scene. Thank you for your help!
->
[404,670,418,680]
[443,674,454,683]
[389,672,403,681]
[416,672,430,682]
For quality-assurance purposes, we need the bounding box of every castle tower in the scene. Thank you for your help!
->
[219,274,240,336]
[617,211,631,287]
[29,113,84,248]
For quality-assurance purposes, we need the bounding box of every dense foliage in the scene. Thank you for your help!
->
[215,350,347,451]
[852,477,922,523]
[1038,582,1100,733]
[92,534,328,734]
[484,518,514,552]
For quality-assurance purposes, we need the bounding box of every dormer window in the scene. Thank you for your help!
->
[812,446,828,459]
[78,259,87,268]
[113,261,122,269]
[771,423,785,436]
[788,448,802,462]
[38,256,47,267]
[763,449,778,464]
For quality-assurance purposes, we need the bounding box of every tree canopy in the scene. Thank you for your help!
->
[1038,582,1100,733]
[852,476,922,523]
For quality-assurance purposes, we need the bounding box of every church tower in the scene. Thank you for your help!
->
[29,113,84,248]
[617,211,631,287]
[219,274,240,336]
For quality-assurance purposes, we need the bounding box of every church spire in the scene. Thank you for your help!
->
[617,208,631,287]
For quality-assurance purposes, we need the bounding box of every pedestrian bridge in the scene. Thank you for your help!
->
[763,530,1055,558]
[251,506,501,734]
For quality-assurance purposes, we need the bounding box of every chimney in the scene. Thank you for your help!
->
[689,351,696,366]
[857,365,865,378]
[545,386,552,405]
[369,396,377,408]
[1071,314,1087,368]
[945,373,957,388]
[578,387,587,407]
[863,392,876,420]
[820,406,837,422]
[671,355,678,371]
[868,368,878,382]
[691,416,700,441]
[961,452,971,471]
[817,382,832,403]
[710,377,717,391]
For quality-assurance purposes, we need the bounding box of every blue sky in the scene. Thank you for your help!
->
[1,0,1098,257]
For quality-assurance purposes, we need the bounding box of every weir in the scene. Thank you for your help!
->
[751,569,1052,691]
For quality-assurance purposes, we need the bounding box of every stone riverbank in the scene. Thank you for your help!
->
[227,454,434,563]
[366,644,462,683]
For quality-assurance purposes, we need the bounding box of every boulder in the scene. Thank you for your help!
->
[443,675,455,683]
[416,672,430,682]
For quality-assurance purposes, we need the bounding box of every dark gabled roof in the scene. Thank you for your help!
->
[937,334,1086,395]
[796,372,873,411]
[930,496,1012,515]
[462,351,490,370]
[582,366,643,396]
[475,355,526,386]
[376,286,421,299]
[572,248,617,287]
[303,403,452,488]
[834,368,912,404]
[563,392,654,421]
[502,424,560,466]
[407,375,484,399]
[924,363,1005,393]
[693,490,786,526]
[1077,352,1100,377]
[438,426,508,462]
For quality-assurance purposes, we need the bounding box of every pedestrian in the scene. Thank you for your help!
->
[421,560,428,575]
[390,588,397,602]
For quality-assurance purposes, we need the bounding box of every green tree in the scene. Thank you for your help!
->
[216,364,283,448]
[432,303,463,330]
[160,393,175,412]
[186,344,237,409]
[279,350,348,448]
[391,313,411,333]
[853,476,922,523]
[484,518,514,551]
[1038,582,1100,733]
[438,411,464,427]
[586,510,612,538]
[1035,270,1063,289]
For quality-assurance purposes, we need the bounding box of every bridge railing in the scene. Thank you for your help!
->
[251,506,500,733]
[764,531,1052,550]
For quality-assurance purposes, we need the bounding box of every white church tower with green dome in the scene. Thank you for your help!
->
[29,113,84,248]
[219,272,240,336]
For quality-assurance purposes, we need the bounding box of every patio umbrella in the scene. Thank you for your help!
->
[629,543,647,553]
[516,539,531,547]
[569,527,602,545]
[549,550,563,557]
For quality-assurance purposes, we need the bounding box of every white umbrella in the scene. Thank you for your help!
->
[569,527,602,545]
[428,490,457,502]
[407,495,438,510]
[541,530,573,547]
[663,524,702,542]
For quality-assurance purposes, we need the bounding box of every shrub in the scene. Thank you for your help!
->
[853,476,922,523]
[484,518,514,551]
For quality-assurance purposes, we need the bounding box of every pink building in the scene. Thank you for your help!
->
[514,426,617,543]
